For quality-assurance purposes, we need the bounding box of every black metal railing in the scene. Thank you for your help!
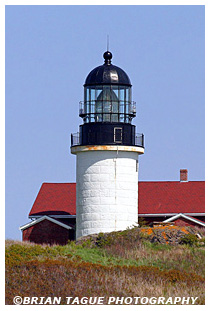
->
[71,133,80,147]
[71,132,144,148]
[79,101,136,118]
[135,133,144,148]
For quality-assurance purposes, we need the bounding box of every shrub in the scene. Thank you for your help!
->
[138,217,147,227]
[199,237,205,246]
[180,234,198,246]
[96,232,113,248]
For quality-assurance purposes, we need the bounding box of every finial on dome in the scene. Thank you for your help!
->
[103,51,112,65]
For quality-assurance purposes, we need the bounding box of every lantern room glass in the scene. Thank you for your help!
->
[82,85,134,123]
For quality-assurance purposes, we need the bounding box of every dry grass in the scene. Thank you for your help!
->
[104,242,205,277]
[5,227,205,305]
[5,258,205,305]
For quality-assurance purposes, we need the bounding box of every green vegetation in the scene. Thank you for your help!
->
[5,227,205,305]
[180,233,200,246]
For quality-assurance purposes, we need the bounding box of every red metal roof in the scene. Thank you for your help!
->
[29,183,76,216]
[29,181,205,217]
[138,181,205,214]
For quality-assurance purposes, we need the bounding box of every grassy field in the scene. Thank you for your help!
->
[5,228,205,305]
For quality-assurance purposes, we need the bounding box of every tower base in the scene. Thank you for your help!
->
[71,145,144,239]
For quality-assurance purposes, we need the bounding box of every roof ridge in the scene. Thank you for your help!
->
[42,182,76,185]
[138,181,205,183]
[40,181,205,185]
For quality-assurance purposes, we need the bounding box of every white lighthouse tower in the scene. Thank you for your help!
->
[71,51,144,239]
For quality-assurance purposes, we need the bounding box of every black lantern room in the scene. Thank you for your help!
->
[71,51,144,147]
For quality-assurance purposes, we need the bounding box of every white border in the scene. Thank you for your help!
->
[19,215,73,231]
[163,213,205,226]
[2,1,208,311]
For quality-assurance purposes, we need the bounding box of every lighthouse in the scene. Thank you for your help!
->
[71,51,144,239]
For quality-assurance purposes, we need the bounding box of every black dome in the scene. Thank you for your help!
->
[84,51,131,87]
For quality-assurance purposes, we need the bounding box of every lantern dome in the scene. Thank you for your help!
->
[84,51,131,87]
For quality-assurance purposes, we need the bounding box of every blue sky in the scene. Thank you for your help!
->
[5,5,205,240]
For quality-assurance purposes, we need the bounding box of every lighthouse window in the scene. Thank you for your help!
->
[119,88,125,102]
[103,114,110,122]
[82,85,135,124]
[96,87,102,99]
[112,100,118,113]
[90,102,95,113]
[114,127,122,143]
[111,114,118,122]
[125,103,129,114]
[89,114,95,122]
[125,88,130,102]
[103,100,112,113]
[119,103,124,114]
[119,114,124,122]
[113,88,119,98]
[96,101,102,113]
